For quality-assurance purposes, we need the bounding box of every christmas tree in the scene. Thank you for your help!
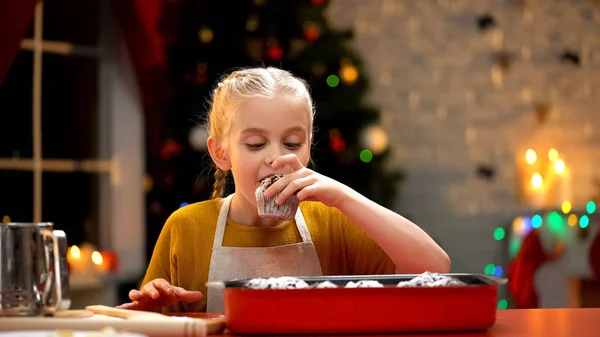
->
[147,0,404,252]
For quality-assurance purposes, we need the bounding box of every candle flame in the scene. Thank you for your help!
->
[525,149,537,164]
[555,159,565,173]
[69,245,81,259]
[91,251,103,265]
[548,149,559,162]
[532,173,543,188]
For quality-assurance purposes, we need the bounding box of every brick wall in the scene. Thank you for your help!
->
[327,0,600,274]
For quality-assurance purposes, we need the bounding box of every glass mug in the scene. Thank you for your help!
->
[0,222,63,316]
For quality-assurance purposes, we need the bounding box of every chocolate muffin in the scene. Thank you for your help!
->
[255,174,300,220]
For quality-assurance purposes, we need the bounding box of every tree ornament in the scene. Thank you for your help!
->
[246,15,259,32]
[289,39,308,59]
[161,139,182,160]
[312,63,326,76]
[266,39,283,60]
[193,63,208,84]
[340,59,359,84]
[246,39,263,60]
[303,21,320,41]
[144,174,154,193]
[198,27,213,43]
[329,129,345,153]
[360,125,388,155]
[188,124,209,151]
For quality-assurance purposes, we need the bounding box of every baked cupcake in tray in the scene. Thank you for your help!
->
[255,174,300,220]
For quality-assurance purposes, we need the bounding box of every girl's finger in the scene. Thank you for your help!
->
[276,176,315,204]
[174,287,204,302]
[271,154,304,171]
[129,289,143,301]
[141,282,160,300]
[116,302,140,310]
[264,169,310,198]
[153,278,174,295]
[295,184,318,202]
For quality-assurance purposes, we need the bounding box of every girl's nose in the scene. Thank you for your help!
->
[265,147,283,166]
[265,154,276,166]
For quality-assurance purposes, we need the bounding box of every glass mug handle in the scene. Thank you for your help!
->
[40,228,62,313]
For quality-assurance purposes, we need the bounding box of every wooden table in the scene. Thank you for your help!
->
[215,308,600,337]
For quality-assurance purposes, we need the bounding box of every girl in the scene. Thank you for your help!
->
[118,67,450,313]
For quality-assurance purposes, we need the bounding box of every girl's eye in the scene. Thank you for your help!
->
[284,143,302,149]
[245,143,265,150]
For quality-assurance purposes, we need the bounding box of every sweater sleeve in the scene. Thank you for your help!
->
[336,208,397,275]
[140,213,185,313]
[141,220,173,287]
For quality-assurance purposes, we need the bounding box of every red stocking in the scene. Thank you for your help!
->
[508,230,551,309]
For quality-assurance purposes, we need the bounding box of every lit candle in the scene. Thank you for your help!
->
[526,172,546,209]
[67,245,87,275]
[92,251,110,274]
[67,243,98,275]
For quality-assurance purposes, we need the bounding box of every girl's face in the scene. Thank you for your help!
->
[225,95,311,212]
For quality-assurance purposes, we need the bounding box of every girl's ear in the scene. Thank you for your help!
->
[207,136,231,171]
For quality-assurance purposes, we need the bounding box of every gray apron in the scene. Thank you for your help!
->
[206,193,323,312]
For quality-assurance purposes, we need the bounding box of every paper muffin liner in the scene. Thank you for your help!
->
[255,188,300,220]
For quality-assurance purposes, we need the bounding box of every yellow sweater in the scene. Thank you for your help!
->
[141,198,396,312]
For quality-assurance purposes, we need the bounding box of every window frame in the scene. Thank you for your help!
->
[0,1,146,281]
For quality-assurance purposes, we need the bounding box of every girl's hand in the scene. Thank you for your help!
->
[115,278,203,312]
[264,154,350,208]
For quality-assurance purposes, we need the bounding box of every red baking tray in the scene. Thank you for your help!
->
[211,273,506,334]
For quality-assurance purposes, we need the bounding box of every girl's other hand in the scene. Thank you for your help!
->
[115,278,203,312]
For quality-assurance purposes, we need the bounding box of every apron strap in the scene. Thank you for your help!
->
[212,194,233,249]
[294,207,314,244]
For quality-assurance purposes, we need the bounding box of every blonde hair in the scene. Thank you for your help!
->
[206,67,314,199]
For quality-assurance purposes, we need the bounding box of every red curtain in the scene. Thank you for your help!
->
[109,0,170,114]
[0,0,39,87]
[109,0,179,168]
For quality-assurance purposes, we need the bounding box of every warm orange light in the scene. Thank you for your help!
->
[91,251,103,265]
[69,245,81,259]
[531,173,543,188]
[568,214,578,227]
[555,159,565,173]
[525,149,537,164]
[512,217,523,232]
[561,201,572,214]
[548,149,559,162]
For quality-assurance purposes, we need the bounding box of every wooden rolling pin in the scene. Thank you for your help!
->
[85,305,225,334]
[51,309,94,318]
[0,316,206,337]
[85,305,172,321]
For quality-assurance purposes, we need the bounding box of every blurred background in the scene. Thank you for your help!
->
[1,0,600,310]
